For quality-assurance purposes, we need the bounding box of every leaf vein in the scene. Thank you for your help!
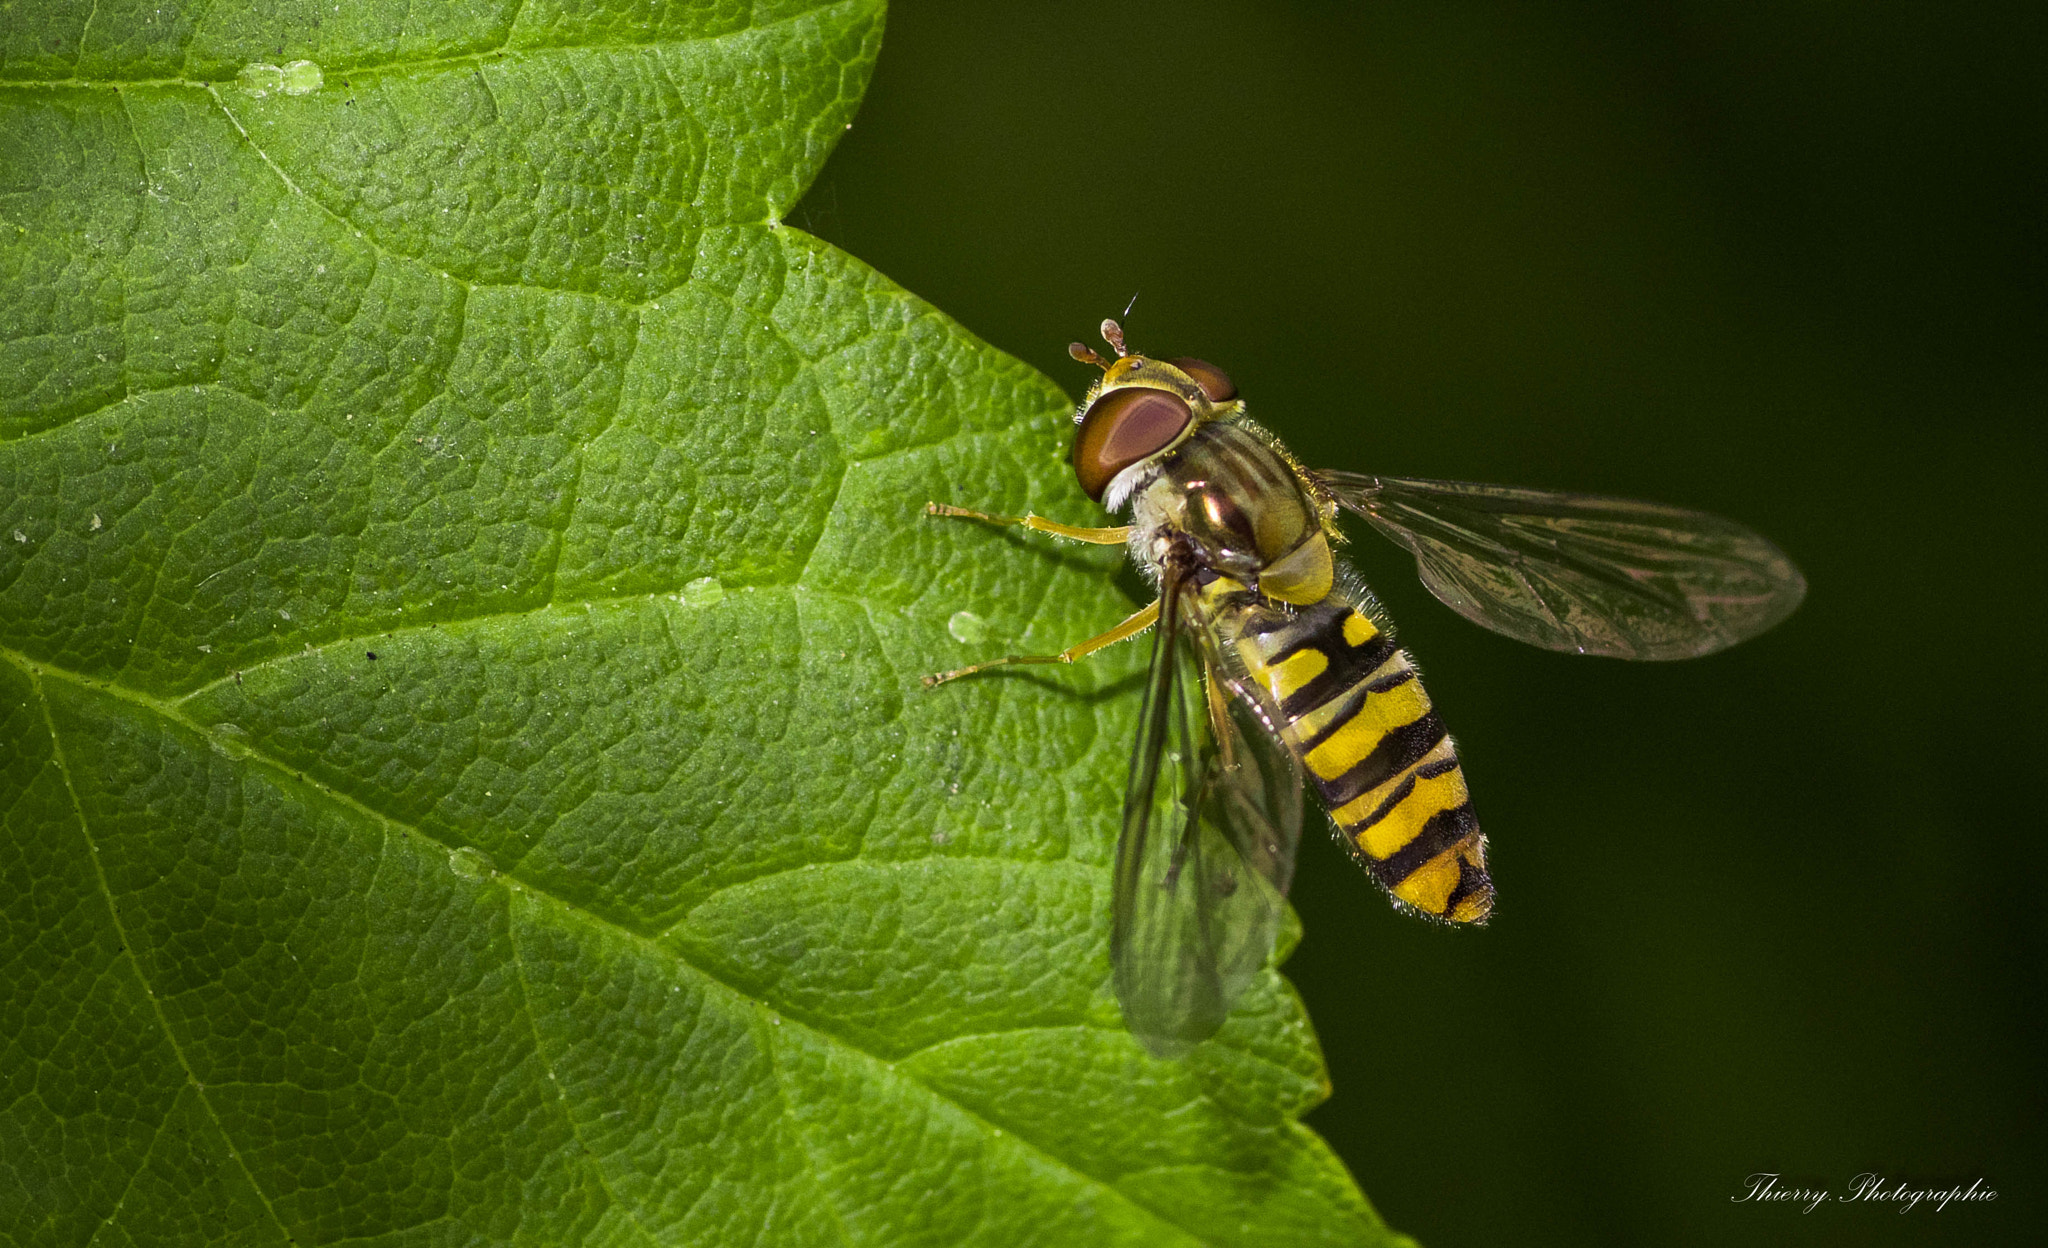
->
[759,1021,859,1248]
[506,919,666,1247]
[19,658,298,1244]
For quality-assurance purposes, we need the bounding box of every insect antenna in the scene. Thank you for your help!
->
[1069,341,1112,370]
[1100,318,1129,357]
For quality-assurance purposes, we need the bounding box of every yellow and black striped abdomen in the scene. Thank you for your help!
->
[1236,597,1495,923]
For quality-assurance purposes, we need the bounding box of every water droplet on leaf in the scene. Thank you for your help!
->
[237,60,323,97]
[948,610,990,645]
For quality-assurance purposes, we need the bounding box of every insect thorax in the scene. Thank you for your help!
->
[1124,420,1331,602]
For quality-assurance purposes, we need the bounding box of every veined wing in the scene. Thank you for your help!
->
[1317,472,1807,660]
[1112,562,1305,1058]
[1191,609,1305,907]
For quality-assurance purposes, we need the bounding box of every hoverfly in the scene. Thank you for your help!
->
[925,320,1805,1057]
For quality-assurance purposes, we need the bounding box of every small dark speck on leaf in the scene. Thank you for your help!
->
[366,652,378,660]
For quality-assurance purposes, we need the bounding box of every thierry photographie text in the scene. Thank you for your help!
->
[1732,1172,1997,1214]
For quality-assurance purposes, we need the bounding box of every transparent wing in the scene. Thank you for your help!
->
[1317,471,1807,660]
[1192,615,1305,905]
[1111,567,1305,1058]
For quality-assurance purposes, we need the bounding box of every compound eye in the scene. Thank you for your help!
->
[1166,357,1237,402]
[1072,388,1194,501]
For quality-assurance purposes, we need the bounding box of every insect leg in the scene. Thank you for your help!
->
[925,501,1132,546]
[922,599,1161,688]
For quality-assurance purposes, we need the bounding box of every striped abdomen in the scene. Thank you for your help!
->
[1234,595,1494,923]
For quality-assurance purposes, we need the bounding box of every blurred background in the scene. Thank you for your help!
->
[793,3,2043,1244]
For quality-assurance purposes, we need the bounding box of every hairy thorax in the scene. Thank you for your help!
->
[1120,420,1336,607]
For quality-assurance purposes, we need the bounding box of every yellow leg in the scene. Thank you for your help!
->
[925,501,1131,545]
[923,600,1161,688]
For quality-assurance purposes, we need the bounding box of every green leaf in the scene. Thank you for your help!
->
[0,2,1409,1244]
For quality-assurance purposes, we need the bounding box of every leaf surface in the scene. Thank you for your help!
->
[0,2,1407,1244]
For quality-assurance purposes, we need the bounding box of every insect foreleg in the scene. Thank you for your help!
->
[922,599,1161,688]
[924,501,1132,546]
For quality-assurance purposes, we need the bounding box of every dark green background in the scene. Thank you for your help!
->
[794,2,2043,1245]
